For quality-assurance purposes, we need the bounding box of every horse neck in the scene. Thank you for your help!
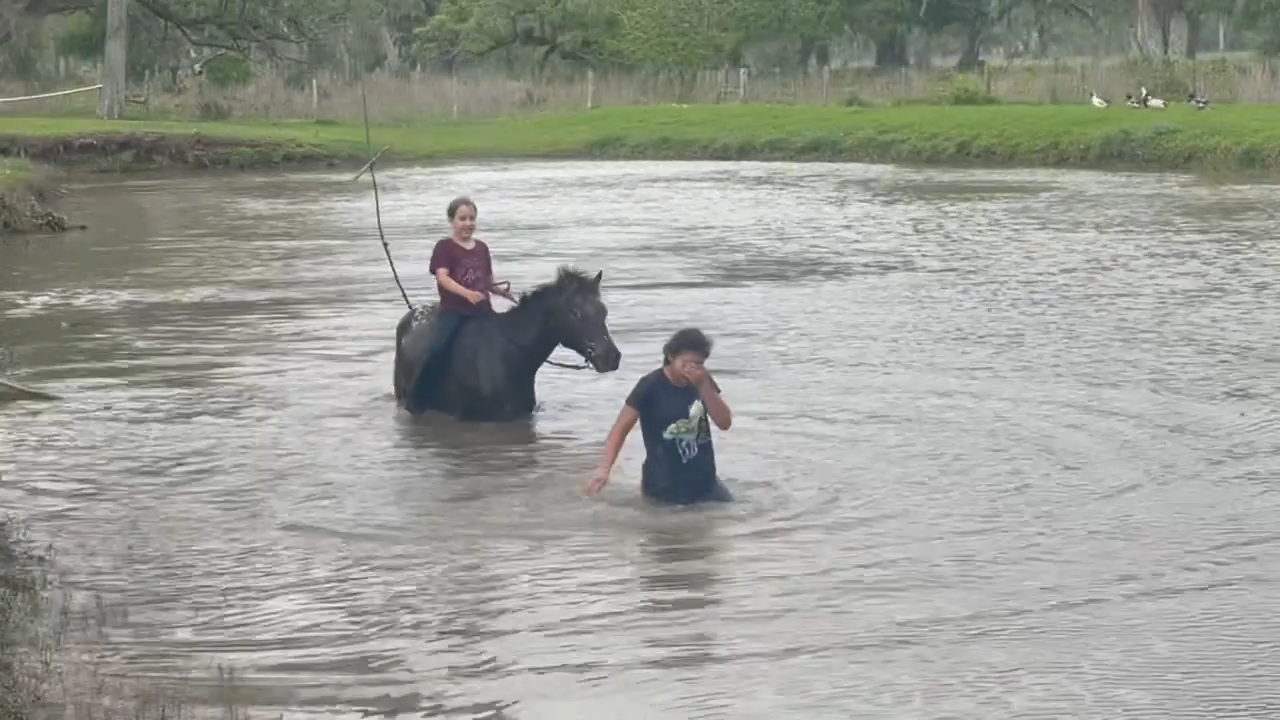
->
[496,297,561,374]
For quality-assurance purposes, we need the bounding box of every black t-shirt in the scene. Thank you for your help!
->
[625,368,721,505]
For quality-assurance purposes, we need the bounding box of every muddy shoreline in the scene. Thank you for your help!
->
[0,171,73,235]
[0,132,355,171]
[0,132,360,236]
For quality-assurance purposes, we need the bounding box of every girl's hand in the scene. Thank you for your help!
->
[585,465,611,496]
[465,289,487,304]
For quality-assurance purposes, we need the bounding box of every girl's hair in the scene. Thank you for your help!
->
[447,196,477,220]
[662,328,712,366]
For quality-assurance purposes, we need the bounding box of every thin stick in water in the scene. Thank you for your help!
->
[353,145,390,182]
[359,75,412,310]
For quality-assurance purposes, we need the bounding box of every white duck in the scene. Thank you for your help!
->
[1090,91,1109,108]
[1124,93,1143,109]
[1139,86,1167,109]
[1187,92,1210,110]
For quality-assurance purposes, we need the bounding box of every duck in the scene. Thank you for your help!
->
[1124,93,1144,109]
[1137,86,1167,109]
[1187,92,1210,110]
[1090,91,1109,108]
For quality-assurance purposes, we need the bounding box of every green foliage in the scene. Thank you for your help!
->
[52,3,190,82]
[53,12,100,60]
[1120,58,1192,98]
[728,0,845,45]
[1239,0,1280,56]
[842,91,873,107]
[607,0,734,69]
[934,73,999,104]
[20,0,1278,84]
[416,0,617,68]
[201,54,254,88]
[0,18,51,81]
[30,0,353,65]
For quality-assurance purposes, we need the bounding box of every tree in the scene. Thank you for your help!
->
[606,0,734,69]
[12,0,355,56]
[1239,0,1280,54]
[727,0,845,70]
[416,0,616,71]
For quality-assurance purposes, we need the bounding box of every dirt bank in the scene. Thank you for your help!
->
[0,132,351,173]
[0,132,357,235]
[0,167,72,235]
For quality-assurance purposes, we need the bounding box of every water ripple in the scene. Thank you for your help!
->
[3,161,1280,719]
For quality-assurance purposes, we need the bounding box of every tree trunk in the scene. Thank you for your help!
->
[1185,11,1201,59]
[912,30,932,67]
[98,0,127,119]
[815,42,831,69]
[873,28,909,68]
[956,22,985,70]
[798,36,815,74]
[676,70,698,103]
[1034,23,1049,58]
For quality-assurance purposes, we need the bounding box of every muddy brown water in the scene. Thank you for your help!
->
[2,161,1280,719]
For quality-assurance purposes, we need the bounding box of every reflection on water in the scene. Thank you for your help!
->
[3,161,1280,719]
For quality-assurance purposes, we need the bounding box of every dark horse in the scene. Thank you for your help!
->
[393,266,622,422]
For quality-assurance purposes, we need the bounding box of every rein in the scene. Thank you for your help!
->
[357,80,588,373]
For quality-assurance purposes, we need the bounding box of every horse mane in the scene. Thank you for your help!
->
[514,266,600,308]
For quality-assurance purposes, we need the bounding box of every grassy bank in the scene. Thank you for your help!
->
[3,103,1280,174]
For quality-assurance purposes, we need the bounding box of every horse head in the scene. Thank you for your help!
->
[520,266,621,373]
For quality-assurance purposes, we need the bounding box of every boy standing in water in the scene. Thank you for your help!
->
[586,328,734,505]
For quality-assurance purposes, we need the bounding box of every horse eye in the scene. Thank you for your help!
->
[571,309,583,319]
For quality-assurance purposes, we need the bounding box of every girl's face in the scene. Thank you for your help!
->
[450,204,476,240]
[670,351,706,379]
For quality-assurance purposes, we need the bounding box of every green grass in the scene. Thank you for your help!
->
[3,103,1280,171]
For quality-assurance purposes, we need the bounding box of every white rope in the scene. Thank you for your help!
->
[0,84,103,105]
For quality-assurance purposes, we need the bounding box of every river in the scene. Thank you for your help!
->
[2,160,1279,719]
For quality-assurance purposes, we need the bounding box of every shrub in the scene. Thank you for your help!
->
[934,73,999,106]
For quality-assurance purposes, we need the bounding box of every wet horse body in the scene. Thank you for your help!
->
[393,267,621,422]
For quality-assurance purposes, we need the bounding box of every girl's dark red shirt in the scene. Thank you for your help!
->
[428,237,494,315]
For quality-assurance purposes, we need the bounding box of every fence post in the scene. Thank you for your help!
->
[822,65,831,105]
[450,70,458,119]
[311,77,319,118]
[739,67,749,102]
[587,68,595,110]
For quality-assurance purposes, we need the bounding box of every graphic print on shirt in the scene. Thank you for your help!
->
[452,251,488,291]
[662,398,710,463]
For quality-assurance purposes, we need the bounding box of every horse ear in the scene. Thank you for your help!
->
[591,270,602,289]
